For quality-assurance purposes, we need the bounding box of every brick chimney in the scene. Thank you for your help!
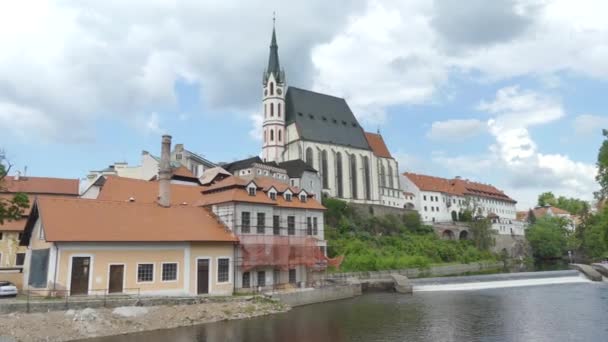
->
[158,135,172,207]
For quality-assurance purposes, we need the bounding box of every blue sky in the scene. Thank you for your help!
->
[1,0,607,209]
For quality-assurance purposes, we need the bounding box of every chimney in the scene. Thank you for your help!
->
[15,170,20,181]
[158,134,172,207]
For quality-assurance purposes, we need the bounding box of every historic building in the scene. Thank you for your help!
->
[259,25,404,208]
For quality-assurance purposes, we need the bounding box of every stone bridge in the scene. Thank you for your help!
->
[432,222,470,240]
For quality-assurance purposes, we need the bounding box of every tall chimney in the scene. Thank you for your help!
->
[158,134,172,207]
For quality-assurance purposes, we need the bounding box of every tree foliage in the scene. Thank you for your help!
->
[468,218,495,251]
[526,217,572,259]
[537,191,590,216]
[596,129,608,201]
[0,153,30,225]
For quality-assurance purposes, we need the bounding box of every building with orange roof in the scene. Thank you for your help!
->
[402,172,524,236]
[1,174,79,270]
[520,205,576,231]
[19,136,237,297]
[254,25,403,209]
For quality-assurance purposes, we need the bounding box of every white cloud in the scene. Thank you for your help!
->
[426,119,486,142]
[573,114,608,136]
[431,151,495,175]
[248,112,264,142]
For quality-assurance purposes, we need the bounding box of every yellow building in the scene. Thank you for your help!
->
[21,197,238,296]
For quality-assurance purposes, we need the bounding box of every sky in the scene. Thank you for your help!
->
[1,0,606,210]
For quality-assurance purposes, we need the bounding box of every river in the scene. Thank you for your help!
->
[87,273,608,342]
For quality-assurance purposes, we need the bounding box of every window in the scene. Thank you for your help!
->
[285,193,292,201]
[257,212,265,234]
[289,269,296,284]
[363,156,371,200]
[278,103,282,118]
[137,264,154,283]
[278,129,282,142]
[264,104,267,117]
[305,148,314,167]
[257,271,266,287]
[350,154,358,199]
[248,186,256,196]
[273,215,280,235]
[307,217,312,235]
[176,153,182,160]
[162,263,178,282]
[387,163,394,188]
[424,206,427,211]
[270,129,274,141]
[242,272,250,288]
[270,82,274,95]
[15,253,25,266]
[336,152,343,197]
[321,150,329,189]
[287,216,295,235]
[431,207,435,212]
[0,232,2,240]
[424,195,427,201]
[300,194,307,202]
[241,212,251,233]
[379,163,386,187]
[269,191,276,200]
[313,217,318,235]
[217,258,230,283]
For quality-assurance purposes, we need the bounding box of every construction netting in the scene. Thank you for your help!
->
[238,235,343,271]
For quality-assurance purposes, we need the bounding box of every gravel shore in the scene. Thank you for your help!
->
[0,297,288,342]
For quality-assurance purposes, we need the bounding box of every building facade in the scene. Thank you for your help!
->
[259,25,403,208]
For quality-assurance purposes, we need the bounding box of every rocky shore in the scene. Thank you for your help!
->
[0,297,288,342]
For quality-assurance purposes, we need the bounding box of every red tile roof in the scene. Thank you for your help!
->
[2,176,79,196]
[34,197,237,243]
[403,173,516,203]
[96,176,205,205]
[364,132,393,159]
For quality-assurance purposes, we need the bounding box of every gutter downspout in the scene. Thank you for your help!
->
[53,243,59,291]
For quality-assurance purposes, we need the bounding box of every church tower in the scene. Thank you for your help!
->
[261,19,286,163]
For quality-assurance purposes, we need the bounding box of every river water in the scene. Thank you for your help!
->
[90,273,608,342]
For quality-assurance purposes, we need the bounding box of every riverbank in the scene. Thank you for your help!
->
[0,297,288,342]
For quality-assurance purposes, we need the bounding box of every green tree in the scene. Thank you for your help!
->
[526,216,571,259]
[527,209,536,224]
[577,206,608,259]
[0,154,29,224]
[468,218,495,251]
[596,129,608,201]
[451,210,458,222]
[538,192,557,206]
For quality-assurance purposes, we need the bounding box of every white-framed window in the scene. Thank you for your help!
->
[285,193,292,201]
[161,262,178,282]
[300,194,307,202]
[269,191,277,200]
[217,258,230,283]
[248,186,256,196]
[137,263,154,283]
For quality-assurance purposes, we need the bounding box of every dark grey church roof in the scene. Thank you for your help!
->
[285,87,371,150]
[278,159,317,178]
[221,156,282,173]
[263,27,284,84]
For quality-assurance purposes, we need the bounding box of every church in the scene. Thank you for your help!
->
[260,25,404,208]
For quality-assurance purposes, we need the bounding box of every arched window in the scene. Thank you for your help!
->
[278,103,282,118]
[388,163,394,188]
[298,145,303,159]
[305,147,314,167]
[263,129,267,143]
[278,129,282,142]
[350,154,358,199]
[270,82,274,95]
[380,162,386,187]
[270,103,274,117]
[363,156,371,200]
[321,150,329,189]
[270,129,274,141]
[335,152,343,197]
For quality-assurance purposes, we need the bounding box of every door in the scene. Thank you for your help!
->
[197,259,209,295]
[70,257,90,295]
[108,265,124,294]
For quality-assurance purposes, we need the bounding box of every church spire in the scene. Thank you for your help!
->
[265,13,283,84]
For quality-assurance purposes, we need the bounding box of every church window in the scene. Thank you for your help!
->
[298,145,303,159]
[335,152,344,197]
[270,103,274,117]
[363,156,371,200]
[270,129,274,141]
[305,148,314,168]
[380,163,386,187]
[270,82,274,95]
[278,103,282,118]
[321,150,329,189]
[350,154,358,199]
[388,164,394,188]
[278,129,282,142]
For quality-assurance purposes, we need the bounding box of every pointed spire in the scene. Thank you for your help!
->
[265,13,282,84]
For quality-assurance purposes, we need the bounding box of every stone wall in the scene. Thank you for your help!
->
[493,234,529,258]
[270,284,361,307]
[349,203,415,218]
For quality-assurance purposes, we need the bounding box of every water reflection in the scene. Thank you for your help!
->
[86,283,608,342]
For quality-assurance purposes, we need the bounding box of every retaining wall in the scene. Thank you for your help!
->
[270,284,361,307]
[326,262,504,281]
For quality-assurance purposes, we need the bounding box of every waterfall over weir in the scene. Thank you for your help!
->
[412,270,591,292]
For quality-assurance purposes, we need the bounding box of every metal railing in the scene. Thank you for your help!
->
[20,288,141,313]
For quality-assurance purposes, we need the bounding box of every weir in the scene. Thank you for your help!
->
[412,270,590,292]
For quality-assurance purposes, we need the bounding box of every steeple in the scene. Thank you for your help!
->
[264,14,284,84]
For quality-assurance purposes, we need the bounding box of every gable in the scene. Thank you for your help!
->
[285,87,371,150]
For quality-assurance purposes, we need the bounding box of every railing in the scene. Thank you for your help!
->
[20,288,141,313]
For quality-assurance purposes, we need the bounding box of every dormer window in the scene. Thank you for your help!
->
[270,192,277,200]
[300,194,307,202]
[285,193,292,201]
[248,187,256,196]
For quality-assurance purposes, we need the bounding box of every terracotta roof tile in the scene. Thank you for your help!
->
[96,176,204,205]
[2,176,79,195]
[172,166,197,179]
[364,132,393,159]
[35,197,237,243]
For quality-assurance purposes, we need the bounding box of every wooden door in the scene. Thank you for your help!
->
[108,265,124,294]
[70,257,90,295]
[197,259,209,294]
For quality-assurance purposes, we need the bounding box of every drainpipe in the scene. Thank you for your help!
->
[53,243,59,291]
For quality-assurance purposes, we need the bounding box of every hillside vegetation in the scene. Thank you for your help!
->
[324,198,496,272]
